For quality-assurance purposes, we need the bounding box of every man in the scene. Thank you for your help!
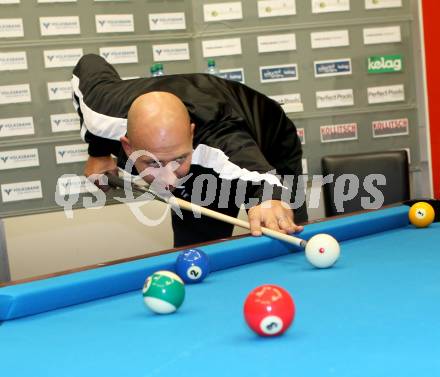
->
[72,54,307,247]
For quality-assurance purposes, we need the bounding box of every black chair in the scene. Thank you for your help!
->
[321,150,410,217]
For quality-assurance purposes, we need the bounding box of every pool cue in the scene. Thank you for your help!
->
[105,173,307,248]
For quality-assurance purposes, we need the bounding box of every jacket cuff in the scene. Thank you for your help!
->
[87,139,121,157]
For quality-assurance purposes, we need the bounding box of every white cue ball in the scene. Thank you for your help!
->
[305,234,340,268]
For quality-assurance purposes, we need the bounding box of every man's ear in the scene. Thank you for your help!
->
[190,123,195,137]
[120,136,132,157]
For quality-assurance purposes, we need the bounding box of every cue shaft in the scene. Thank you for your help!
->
[106,173,307,248]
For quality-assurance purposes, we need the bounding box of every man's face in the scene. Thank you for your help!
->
[127,123,194,192]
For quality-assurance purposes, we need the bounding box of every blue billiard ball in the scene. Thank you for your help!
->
[175,249,210,284]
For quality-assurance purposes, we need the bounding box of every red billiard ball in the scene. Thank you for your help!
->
[243,284,295,337]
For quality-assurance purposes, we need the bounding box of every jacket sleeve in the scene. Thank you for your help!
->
[71,54,125,157]
[215,78,304,207]
[197,112,303,207]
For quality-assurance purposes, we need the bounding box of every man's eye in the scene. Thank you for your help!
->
[146,161,161,168]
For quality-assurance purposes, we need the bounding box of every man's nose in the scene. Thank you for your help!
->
[159,166,178,187]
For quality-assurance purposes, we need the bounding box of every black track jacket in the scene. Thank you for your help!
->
[72,54,305,218]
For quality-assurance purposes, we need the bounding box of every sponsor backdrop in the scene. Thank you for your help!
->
[0,0,431,216]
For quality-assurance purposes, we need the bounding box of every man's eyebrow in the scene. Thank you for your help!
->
[174,153,190,160]
[143,153,189,164]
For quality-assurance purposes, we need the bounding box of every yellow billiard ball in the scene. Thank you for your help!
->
[408,202,435,228]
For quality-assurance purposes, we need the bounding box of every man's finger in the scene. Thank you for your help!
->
[293,224,304,233]
[263,214,282,233]
[278,217,296,234]
[248,210,262,236]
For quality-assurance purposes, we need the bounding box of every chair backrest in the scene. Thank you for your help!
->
[321,150,410,217]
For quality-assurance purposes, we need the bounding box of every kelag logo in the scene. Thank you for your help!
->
[368,55,403,74]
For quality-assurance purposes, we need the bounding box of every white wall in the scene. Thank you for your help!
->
[3,191,325,281]
[4,201,173,280]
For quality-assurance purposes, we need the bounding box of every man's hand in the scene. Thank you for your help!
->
[84,155,118,192]
[247,200,303,236]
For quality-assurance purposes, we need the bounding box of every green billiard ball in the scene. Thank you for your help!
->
[142,270,185,314]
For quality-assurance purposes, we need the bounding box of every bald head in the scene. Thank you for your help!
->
[127,92,191,151]
[121,92,195,189]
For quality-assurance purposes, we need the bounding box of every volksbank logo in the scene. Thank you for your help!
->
[0,117,34,137]
[55,143,88,164]
[57,175,99,195]
[95,14,134,33]
[0,51,27,71]
[99,46,138,64]
[0,148,39,170]
[368,55,403,74]
[148,12,186,30]
[48,81,72,101]
[98,20,131,27]
[50,113,80,132]
[152,43,190,62]
[44,49,83,68]
[0,84,31,104]
[0,19,24,38]
[1,180,43,202]
[39,17,80,36]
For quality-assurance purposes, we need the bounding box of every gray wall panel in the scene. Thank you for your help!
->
[0,0,430,217]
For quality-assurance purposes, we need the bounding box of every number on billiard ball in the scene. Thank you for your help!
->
[175,249,210,284]
[243,284,295,337]
[142,270,185,314]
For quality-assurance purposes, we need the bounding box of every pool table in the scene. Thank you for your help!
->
[1,205,439,377]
